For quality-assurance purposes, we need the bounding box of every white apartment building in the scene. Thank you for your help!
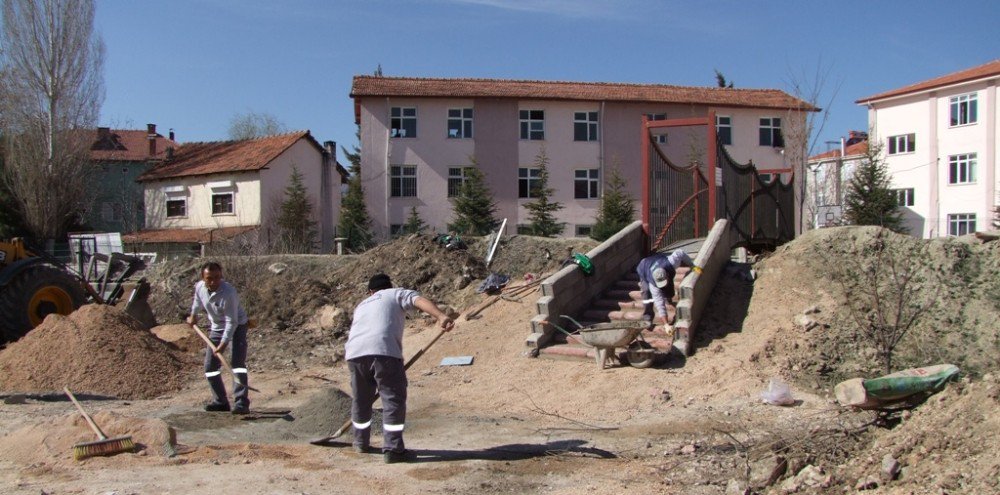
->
[856,59,999,238]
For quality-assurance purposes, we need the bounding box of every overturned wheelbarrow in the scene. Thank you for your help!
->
[577,320,655,370]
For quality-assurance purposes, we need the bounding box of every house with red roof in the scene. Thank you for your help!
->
[128,131,346,256]
[856,59,999,238]
[350,75,814,240]
[805,131,869,228]
[87,124,178,233]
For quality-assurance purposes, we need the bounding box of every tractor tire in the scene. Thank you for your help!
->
[0,264,86,342]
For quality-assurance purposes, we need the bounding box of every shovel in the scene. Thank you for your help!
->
[309,325,450,445]
[189,323,261,393]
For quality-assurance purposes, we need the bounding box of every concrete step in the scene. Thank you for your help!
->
[591,298,645,311]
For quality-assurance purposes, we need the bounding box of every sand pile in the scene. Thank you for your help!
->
[151,323,203,353]
[0,409,177,465]
[0,304,191,399]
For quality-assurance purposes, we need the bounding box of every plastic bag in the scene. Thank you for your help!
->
[760,378,795,406]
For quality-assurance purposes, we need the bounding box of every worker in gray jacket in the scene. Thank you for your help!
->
[187,261,251,414]
[636,249,694,325]
[345,273,454,464]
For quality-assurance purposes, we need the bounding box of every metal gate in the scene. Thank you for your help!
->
[643,111,794,251]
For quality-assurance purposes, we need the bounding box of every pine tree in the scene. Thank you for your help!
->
[844,142,905,233]
[591,164,635,241]
[403,206,426,234]
[522,148,564,237]
[449,158,498,235]
[275,166,318,253]
[338,126,374,251]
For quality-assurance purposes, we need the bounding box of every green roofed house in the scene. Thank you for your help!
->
[87,124,178,234]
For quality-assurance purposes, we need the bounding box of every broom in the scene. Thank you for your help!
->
[64,387,135,460]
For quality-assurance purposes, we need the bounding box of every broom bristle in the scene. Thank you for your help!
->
[72,436,135,460]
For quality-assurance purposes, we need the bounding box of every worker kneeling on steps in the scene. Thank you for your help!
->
[637,249,694,325]
[187,262,251,414]
[345,273,454,464]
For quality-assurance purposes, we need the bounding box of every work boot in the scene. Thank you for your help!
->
[383,450,408,464]
[204,401,230,412]
[353,443,373,454]
[231,405,250,415]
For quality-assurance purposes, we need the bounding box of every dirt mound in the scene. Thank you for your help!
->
[150,323,203,353]
[836,375,1000,493]
[0,305,190,399]
[139,235,598,373]
[742,226,1000,392]
[0,410,177,465]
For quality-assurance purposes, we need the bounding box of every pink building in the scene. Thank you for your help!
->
[351,76,812,239]
[857,59,1000,238]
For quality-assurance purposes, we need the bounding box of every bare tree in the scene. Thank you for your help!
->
[781,60,842,234]
[830,229,939,373]
[227,111,288,140]
[0,0,105,239]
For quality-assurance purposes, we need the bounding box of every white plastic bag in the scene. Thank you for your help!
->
[760,377,795,406]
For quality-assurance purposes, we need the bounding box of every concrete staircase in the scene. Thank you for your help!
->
[537,266,691,364]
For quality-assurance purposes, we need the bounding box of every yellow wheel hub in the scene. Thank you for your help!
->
[27,286,76,326]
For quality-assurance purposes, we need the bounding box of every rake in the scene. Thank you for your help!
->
[64,387,135,460]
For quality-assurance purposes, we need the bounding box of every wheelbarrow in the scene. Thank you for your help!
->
[577,320,656,370]
[545,315,655,370]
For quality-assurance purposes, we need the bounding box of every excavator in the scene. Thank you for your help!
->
[0,238,155,343]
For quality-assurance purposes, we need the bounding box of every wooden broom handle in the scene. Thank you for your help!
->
[64,387,108,440]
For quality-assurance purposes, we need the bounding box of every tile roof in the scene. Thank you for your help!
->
[808,141,869,162]
[351,76,818,111]
[90,129,178,162]
[122,225,258,244]
[856,59,1000,104]
[137,131,319,181]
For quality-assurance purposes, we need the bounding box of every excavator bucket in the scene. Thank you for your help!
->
[121,278,156,330]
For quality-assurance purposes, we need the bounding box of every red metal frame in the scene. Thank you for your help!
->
[642,113,719,240]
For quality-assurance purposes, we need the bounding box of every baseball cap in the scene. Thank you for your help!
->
[652,267,669,288]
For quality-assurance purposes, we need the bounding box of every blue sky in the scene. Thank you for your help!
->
[96,0,999,161]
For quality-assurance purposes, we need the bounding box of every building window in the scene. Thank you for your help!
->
[101,202,122,222]
[948,153,976,184]
[948,213,976,236]
[717,115,732,145]
[519,110,544,140]
[166,198,186,218]
[574,111,599,141]
[575,225,593,237]
[574,169,599,199]
[390,107,417,138]
[447,167,473,197]
[949,93,978,126]
[894,188,914,206]
[888,134,915,155]
[390,165,417,197]
[518,167,541,198]
[389,224,404,238]
[646,114,667,143]
[447,108,473,138]
[759,117,783,147]
[211,193,234,215]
